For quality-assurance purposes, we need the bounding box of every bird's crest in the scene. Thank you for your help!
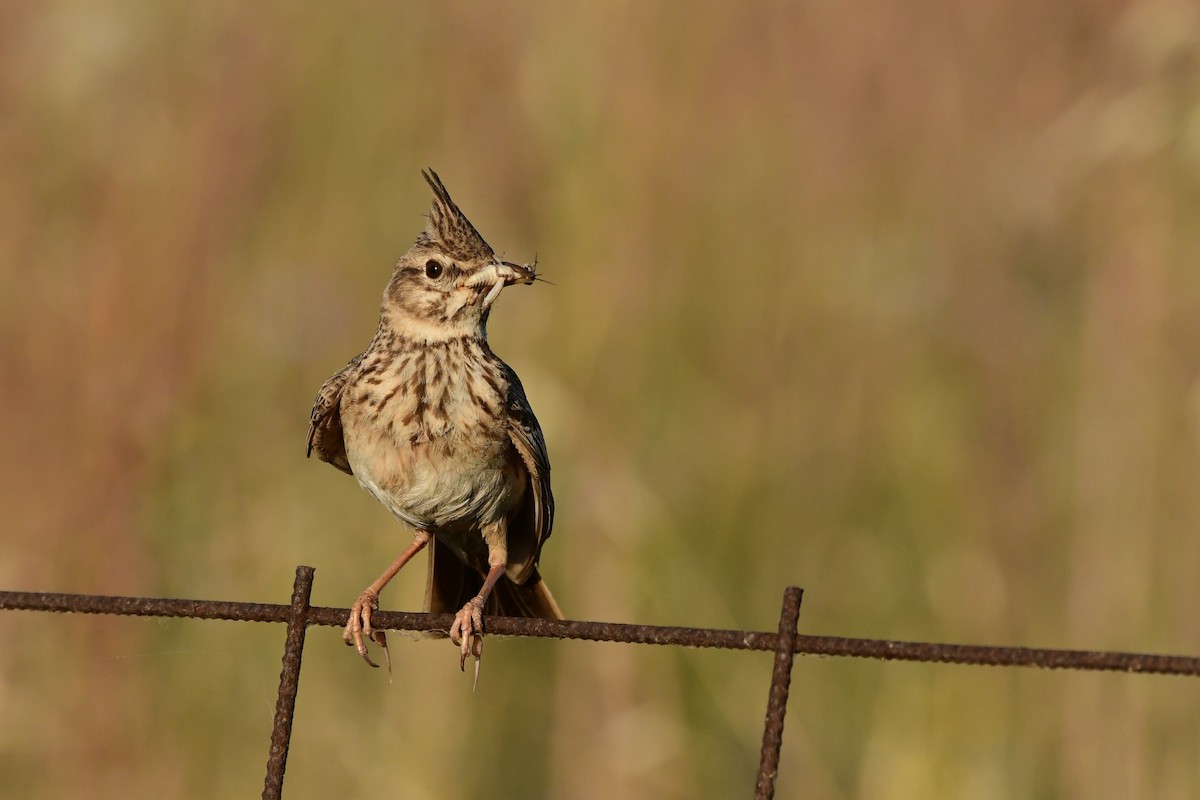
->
[417,169,496,262]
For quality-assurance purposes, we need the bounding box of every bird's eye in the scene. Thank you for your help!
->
[424,260,443,279]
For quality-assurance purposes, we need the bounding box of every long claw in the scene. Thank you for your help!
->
[470,633,483,691]
[372,630,391,678]
[346,632,380,668]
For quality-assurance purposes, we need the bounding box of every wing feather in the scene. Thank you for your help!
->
[501,365,553,582]
[305,353,364,475]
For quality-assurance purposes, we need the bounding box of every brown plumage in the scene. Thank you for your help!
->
[306,170,559,678]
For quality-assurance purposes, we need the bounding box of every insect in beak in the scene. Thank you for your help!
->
[460,260,537,308]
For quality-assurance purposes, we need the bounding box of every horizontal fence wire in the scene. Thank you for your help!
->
[2,588,1199,676]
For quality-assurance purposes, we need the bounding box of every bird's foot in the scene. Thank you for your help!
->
[450,597,486,688]
[343,589,390,672]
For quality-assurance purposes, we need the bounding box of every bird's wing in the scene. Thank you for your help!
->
[501,364,554,583]
[305,353,364,475]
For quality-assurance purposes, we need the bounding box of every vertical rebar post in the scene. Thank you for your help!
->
[263,566,315,800]
[754,586,803,800]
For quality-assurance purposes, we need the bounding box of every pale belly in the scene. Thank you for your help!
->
[343,421,524,535]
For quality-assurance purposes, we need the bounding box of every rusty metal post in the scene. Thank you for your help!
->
[263,566,315,800]
[754,586,803,800]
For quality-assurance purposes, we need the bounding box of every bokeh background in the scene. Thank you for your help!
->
[3,2,1200,798]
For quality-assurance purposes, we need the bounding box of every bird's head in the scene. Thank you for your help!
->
[380,170,536,342]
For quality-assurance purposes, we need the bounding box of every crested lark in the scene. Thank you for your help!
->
[307,170,560,678]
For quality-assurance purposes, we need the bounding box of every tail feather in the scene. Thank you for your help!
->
[425,537,562,628]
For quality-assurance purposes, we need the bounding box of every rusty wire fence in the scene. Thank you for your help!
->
[3,565,1200,800]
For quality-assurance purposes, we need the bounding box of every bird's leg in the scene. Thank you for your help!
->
[344,530,431,670]
[450,520,509,688]
[450,562,506,690]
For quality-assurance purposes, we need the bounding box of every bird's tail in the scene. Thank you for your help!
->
[424,537,563,625]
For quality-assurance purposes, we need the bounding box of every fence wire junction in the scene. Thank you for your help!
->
[3,566,1199,799]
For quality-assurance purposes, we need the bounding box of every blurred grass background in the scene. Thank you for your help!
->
[2,1,1200,798]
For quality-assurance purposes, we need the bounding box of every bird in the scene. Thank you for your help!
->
[306,169,560,682]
